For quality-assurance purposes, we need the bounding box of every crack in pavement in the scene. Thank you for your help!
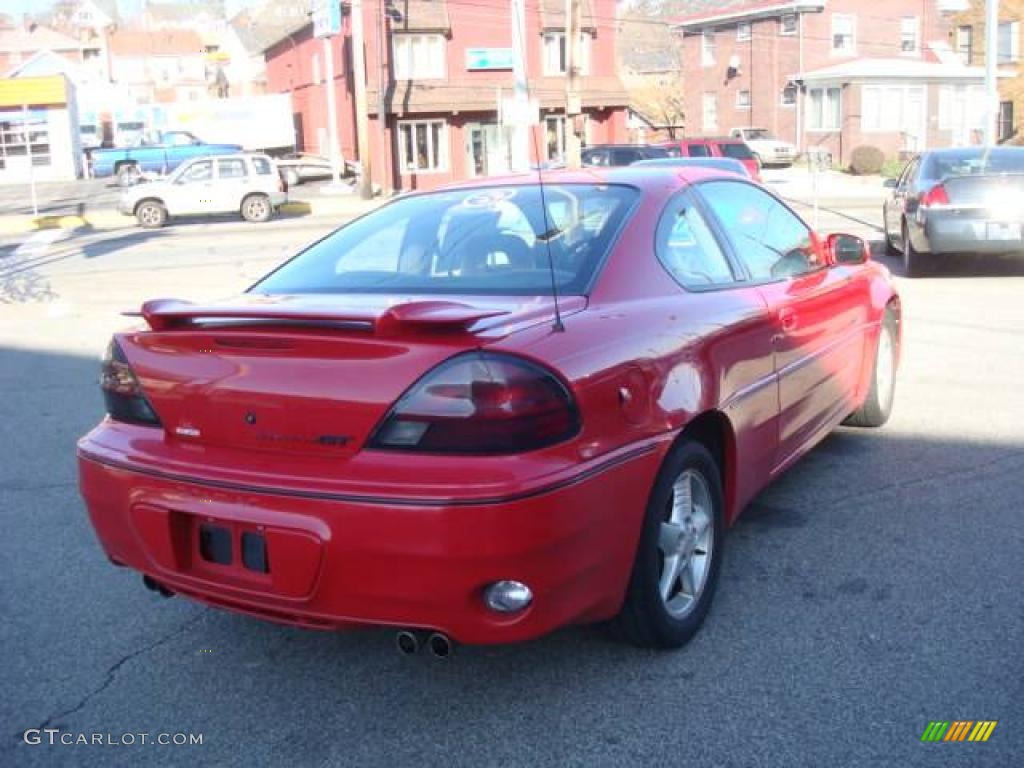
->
[11,612,205,744]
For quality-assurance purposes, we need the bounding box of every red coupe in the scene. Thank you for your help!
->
[78,168,900,653]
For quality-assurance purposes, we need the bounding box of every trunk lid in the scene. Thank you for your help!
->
[940,173,1024,213]
[118,293,582,457]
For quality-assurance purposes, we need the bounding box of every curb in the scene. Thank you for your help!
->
[0,197,382,237]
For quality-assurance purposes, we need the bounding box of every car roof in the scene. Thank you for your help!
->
[664,137,744,143]
[582,144,663,150]
[434,166,736,195]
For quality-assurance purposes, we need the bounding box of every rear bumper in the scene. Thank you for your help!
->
[921,210,1024,255]
[77,428,665,644]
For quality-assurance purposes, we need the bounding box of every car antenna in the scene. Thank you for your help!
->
[531,133,565,333]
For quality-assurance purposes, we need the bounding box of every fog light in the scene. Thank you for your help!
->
[483,580,533,613]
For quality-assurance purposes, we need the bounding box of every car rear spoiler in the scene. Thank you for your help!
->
[126,298,509,333]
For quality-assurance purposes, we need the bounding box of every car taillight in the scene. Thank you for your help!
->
[368,352,580,454]
[921,183,949,207]
[100,339,161,427]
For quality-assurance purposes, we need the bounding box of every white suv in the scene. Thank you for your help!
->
[730,128,797,168]
[119,153,288,228]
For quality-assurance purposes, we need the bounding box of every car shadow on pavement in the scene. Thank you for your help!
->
[871,241,1024,279]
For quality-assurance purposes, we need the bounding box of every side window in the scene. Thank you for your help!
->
[655,195,736,288]
[698,180,821,280]
[167,132,193,147]
[251,156,274,175]
[688,143,713,157]
[217,158,247,179]
[179,160,212,184]
[898,157,920,187]
[664,145,682,157]
[583,149,607,166]
[611,148,642,165]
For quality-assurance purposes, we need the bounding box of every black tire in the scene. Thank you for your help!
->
[845,310,898,428]
[882,207,899,255]
[241,193,272,223]
[117,163,140,188]
[613,440,725,649]
[902,221,930,277]
[135,200,166,229]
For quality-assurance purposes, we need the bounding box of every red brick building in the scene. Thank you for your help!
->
[673,0,992,164]
[263,0,629,192]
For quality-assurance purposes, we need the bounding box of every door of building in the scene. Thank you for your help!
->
[466,122,512,177]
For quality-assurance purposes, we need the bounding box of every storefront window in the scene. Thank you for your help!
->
[0,109,51,171]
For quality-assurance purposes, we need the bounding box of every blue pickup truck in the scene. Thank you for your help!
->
[89,130,243,186]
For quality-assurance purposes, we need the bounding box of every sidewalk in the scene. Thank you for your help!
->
[762,167,889,205]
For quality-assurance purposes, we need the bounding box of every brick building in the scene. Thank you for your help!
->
[673,1,992,164]
[950,0,1023,143]
[263,0,629,193]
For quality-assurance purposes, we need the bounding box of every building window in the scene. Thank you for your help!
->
[831,14,856,55]
[736,22,751,42]
[701,30,715,68]
[861,85,925,132]
[998,21,1020,64]
[542,32,591,76]
[545,115,566,160]
[780,14,797,36]
[0,109,51,169]
[781,82,798,107]
[702,92,717,132]
[397,119,448,172]
[808,87,841,131]
[900,17,919,55]
[956,25,974,65]
[393,34,446,80]
[736,90,751,109]
[999,100,1015,142]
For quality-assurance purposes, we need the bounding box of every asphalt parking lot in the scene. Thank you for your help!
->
[0,195,1021,767]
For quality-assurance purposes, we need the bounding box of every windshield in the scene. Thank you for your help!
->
[922,148,1024,180]
[253,184,639,296]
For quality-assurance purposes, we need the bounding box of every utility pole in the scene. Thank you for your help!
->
[509,0,530,172]
[984,0,1000,145]
[314,0,344,187]
[376,0,390,193]
[564,0,582,168]
[351,0,374,198]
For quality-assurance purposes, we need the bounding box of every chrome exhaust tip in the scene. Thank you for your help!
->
[395,630,421,656]
[427,632,453,659]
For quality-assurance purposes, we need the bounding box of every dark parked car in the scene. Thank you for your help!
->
[883,146,1024,276]
[581,144,670,166]
[632,156,753,179]
[659,137,762,181]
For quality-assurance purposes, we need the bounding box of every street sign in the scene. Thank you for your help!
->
[312,0,342,38]
[466,48,514,71]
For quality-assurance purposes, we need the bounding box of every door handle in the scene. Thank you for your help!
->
[779,308,798,334]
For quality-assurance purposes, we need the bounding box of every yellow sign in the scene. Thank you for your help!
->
[0,76,68,108]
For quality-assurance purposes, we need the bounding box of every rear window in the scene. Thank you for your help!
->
[687,144,713,157]
[253,184,640,296]
[717,142,754,160]
[251,156,274,175]
[922,148,1024,180]
[663,145,682,157]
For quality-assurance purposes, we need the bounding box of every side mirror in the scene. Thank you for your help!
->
[883,178,899,188]
[827,233,869,265]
